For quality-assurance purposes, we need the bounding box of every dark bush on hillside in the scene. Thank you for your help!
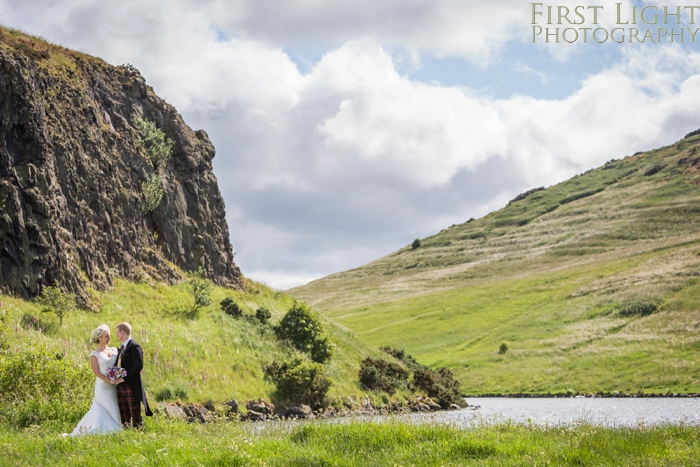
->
[220,297,243,318]
[255,307,272,325]
[644,165,664,176]
[618,296,663,317]
[276,301,333,363]
[685,128,700,139]
[499,342,509,354]
[412,366,463,409]
[263,357,331,407]
[412,239,421,249]
[0,341,92,428]
[359,357,409,394]
[380,346,464,408]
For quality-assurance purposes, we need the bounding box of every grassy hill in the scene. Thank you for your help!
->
[0,277,382,404]
[290,134,700,395]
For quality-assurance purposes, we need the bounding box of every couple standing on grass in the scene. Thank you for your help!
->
[67,322,153,436]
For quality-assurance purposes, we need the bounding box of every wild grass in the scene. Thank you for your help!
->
[292,138,700,395]
[0,418,697,466]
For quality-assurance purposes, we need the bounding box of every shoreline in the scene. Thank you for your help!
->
[466,392,700,398]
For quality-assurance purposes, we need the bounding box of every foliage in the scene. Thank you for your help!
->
[499,342,509,354]
[0,341,92,428]
[220,297,243,318]
[134,117,174,170]
[0,307,7,351]
[275,301,333,363]
[255,307,272,325]
[36,284,75,325]
[618,296,663,317]
[412,238,421,249]
[412,366,463,408]
[263,357,331,407]
[140,176,164,212]
[186,267,213,313]
[155,384,188,402]
[380,347,463,407]
[358,357,409,395]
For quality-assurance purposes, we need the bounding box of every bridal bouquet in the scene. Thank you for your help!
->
[107,366,127,381]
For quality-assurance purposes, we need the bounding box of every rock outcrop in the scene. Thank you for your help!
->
[0,28,242,302]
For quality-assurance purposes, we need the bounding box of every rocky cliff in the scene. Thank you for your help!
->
[0,27,242,304]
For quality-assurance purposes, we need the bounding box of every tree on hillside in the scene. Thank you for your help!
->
[36,283,75,325]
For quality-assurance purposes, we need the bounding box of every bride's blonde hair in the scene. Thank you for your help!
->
[91,324,110,344]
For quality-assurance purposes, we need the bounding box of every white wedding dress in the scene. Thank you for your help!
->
[67,350,122,436]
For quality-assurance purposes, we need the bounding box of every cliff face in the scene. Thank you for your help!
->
[0,28,242,303]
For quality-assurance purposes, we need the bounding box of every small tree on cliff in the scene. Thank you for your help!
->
[134,117,174,170]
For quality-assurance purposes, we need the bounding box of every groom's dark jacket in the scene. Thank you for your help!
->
[118,339,153,416]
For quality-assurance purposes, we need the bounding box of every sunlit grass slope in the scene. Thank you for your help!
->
[0,278,381,402]
[291,134,700,394]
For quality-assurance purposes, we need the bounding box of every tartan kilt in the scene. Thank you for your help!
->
[117,382,142,427]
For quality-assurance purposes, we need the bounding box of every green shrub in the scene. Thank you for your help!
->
[155,386,173,401]
[156,384,188,402]
[174,385,189,400]
[134,117,174,170]
[36,283,75,325]
[412,239,421,250]
[275,301,333,363]
[140,176,164,212]
[0,307,7,351]
[0,341,92,428]
[187,267,213,312]
[220,297,243,318]
[263,357,331,408]
[358,357,409,394]
[499,342,509,354]
[619,296,663,317]
[412,366,463,409]
[255,307,272,325]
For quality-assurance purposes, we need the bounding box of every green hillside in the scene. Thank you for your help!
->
[0,277,381,404]
[291,134,700,394]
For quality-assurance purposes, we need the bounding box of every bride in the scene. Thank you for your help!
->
[67,324,125,436]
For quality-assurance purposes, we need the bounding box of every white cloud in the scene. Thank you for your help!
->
[4,2,700,289]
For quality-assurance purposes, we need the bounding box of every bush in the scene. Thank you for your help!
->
[140,176,164,212]
[0,307,7,351]
[380,347,464,408]
[499,342,509,354]
[619,296,663,317]
[220,297,243,318]
[275,301,333,363]
[359,357,409,395]
[174,385,189,400]
[187,267,213,312]
[263,357,331,408]
[412,239,421,250]
[155,386,173,401]
[255,307,271,325]
[36,283,75,325]
[134,117,174,170]
[0,341,92,428]
[412,366,463,409]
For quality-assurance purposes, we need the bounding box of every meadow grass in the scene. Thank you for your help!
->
[0,417,698,466]
[292,137,700,395]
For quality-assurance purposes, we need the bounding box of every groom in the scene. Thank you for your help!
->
[115,322,153,428]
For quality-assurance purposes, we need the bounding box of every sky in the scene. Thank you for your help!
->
[3,0,700,289]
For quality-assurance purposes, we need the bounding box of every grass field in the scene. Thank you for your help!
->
[1,417,698,467]
[292,135,700,394]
